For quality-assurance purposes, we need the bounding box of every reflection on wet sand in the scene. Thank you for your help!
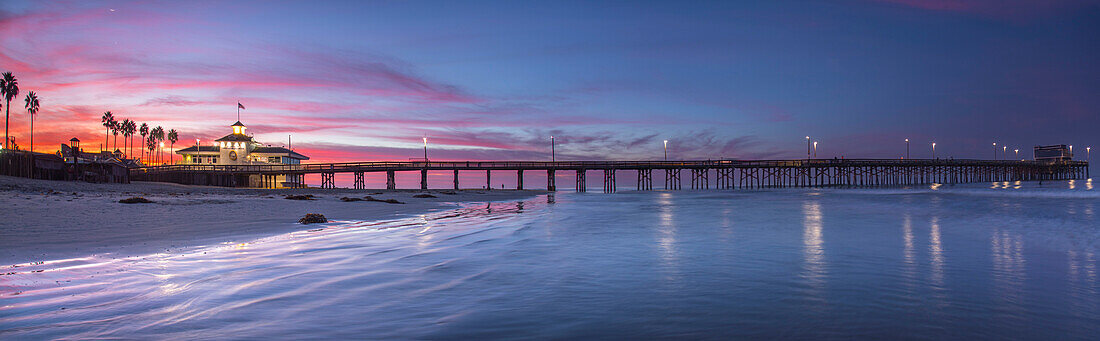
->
[991,229,1026,313]
[902,214,917,290]
[656,192,679,279]
[802,201,825,291]
[929,216,944,289]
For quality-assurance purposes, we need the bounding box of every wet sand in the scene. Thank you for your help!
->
[0,175,544,264]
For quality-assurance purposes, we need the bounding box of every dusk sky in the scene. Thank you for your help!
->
[2,0,1098,162]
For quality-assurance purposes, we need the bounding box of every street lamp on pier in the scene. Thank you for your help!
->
[905,139,909,159]
[1015,149,1019,160]
[806,136,811,159]
[813,141,818,158]
[993,142,997,160]
[1003,145,1007,160]
[932,142,936,159]
[423,137,428,162]
[663,140,668,161]
[550,136,555,162]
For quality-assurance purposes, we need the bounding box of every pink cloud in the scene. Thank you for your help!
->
[0,2,779,163]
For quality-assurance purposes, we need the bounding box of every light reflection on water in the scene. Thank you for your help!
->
[801,200,825,293]
[2,181,1099,339]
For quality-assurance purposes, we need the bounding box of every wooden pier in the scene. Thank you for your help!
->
[130,159,1090,192]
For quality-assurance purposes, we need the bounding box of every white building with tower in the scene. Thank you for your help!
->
[176,120,309,187]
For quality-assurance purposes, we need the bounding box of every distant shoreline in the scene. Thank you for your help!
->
[0,175,545,265]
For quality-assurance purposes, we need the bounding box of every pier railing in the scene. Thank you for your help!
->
[131,158,1083,174]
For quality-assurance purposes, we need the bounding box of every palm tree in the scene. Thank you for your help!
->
[110,120,120,152]
[152,126,165,164]
[146,135,156,164]
[2,72,19,150]
[118,119,129,155]
[167,129,178,164]
[100,111,114,152]
[120,119,133,158]
[120,119,128,157]
[24,91,38,152]
[139,123,149,163]
[126,120,137,158]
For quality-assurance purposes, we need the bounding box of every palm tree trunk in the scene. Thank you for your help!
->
[4,100,9,149]
[29,115,32,153]
[3,100,9,150]
[170,142,174,164]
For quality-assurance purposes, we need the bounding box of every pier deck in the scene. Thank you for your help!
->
[130,158,1090,192]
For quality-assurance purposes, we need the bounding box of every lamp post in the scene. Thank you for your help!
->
[806,136,811,159]
[1069,145,1073,159]
[550,136,555,162]
[905,138,909,159]
[1003,146,1007,160]
[423,137,428,162]
[1015,149,1019,160]
[993,142,997,160]
[813,141,818,158]
[663,140,668,161]
[932,142,936,159]
[1087,147,1091,161]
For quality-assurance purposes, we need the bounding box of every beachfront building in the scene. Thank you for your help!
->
[176,121,309,187]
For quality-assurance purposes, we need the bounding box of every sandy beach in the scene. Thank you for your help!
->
[0,175,544,265]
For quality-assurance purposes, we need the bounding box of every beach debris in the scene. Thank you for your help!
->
[340,197,364,202]
[298,213,328,224]
[285,194,316,200]
[439,191,457,195]
[413,194,437,198]
[363,196,405,204]
[119,197,155,204]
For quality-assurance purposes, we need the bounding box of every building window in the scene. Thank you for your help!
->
[210,157,218,164]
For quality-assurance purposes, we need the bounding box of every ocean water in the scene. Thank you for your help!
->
[2,180,1098,339]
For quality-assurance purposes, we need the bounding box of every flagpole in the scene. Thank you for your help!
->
[237,102,240,121]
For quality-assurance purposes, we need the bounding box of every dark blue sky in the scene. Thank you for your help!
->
[2,0,1098,161]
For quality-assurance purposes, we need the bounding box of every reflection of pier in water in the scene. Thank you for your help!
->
[131,159,1090,191]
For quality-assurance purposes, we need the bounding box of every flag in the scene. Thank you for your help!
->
[238,102,245,110]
